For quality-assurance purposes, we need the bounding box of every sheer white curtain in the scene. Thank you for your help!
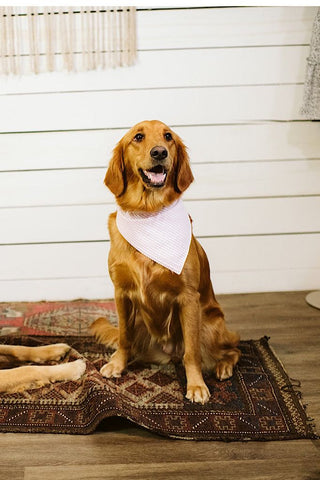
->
[0,6,137,75]
[302,9,320,309]
[301,8,320,119]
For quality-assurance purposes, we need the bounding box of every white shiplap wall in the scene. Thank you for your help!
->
[0,6,320,301]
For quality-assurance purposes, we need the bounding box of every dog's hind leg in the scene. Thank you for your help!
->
[200,317,240,381]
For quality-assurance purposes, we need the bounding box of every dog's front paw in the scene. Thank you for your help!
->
[48,359,86,384]
[30,343,71,363]
[65,359,87,381]
[100,361,123,378]
[186,383,210,404]
[47,343,72,362]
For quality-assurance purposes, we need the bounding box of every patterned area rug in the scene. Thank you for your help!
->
[0,301,317,441]
[0,300,117,336]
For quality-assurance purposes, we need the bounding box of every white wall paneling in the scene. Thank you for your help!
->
[0,6,319,300]
[0,278,113,303]
[1,197,320,245]
[0,46,309,95]
[1,122,319,171]
[1,160,320,208]
[0,85,308,133]
[137,7,318,49]
[1,234,319,301]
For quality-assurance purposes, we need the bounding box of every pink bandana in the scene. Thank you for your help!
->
[116,199,192,275]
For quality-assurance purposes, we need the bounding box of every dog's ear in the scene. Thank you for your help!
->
[174,135,194,193]
[104,141,127,197]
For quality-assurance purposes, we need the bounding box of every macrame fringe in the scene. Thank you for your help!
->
[0,6,137,75]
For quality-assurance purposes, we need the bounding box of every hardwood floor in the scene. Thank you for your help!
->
[0,291,319,480]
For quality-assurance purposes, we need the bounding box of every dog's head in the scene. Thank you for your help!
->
[104,120,194,211]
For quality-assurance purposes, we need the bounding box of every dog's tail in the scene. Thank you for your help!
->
[90,317,119,349]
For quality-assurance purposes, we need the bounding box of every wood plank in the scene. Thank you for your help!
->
[0,85,306,133]
[2,197,320,244]
[0,46,308,95]
[137,7,317,49]
[1,123,319,171]
[1,432,319,466]
[0,468,24,480]
[2,160,320,208]
[23,458,320,480]
[1,433,319,479]
[220,291,320,326]
[0,234,319,299]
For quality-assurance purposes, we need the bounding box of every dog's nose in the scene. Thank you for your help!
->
[150,146,168,161]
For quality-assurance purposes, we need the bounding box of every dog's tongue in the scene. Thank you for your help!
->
[144,169,166,185]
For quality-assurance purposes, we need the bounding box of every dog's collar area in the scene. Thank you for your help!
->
[138,166,167,188]
[116,199,192,274]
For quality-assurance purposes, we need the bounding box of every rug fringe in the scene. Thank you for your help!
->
[261,336,319,440]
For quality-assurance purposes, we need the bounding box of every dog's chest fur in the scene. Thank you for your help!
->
[108,212,184,341]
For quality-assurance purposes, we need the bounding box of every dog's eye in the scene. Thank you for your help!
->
[134,133,144,142]
[164,132,172,141]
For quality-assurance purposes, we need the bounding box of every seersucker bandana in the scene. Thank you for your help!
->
[116,199,192,275]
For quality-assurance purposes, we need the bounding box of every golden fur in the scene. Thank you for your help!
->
[91,120,240,404]
[0,344,86,393]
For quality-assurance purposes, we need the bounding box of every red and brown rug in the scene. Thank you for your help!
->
[0,300,317,441]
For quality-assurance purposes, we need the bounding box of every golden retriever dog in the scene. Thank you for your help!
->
[91,120,240,404]
[0,343,86,393]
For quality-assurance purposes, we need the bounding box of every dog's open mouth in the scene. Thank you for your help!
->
[139,165,167,188]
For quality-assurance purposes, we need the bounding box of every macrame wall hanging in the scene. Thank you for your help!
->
[0,6,137,75]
